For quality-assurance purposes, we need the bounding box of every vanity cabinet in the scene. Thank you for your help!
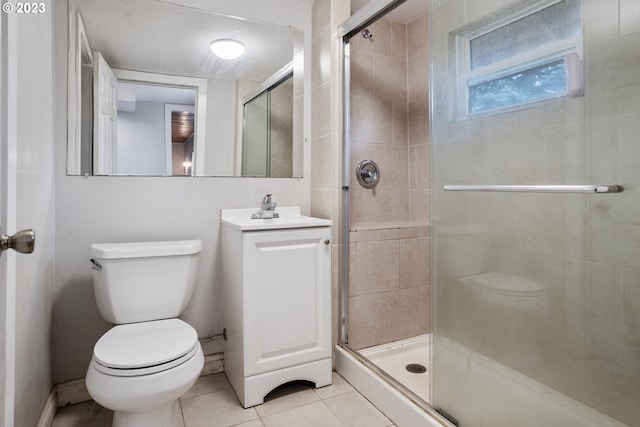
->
[221,208,332,408]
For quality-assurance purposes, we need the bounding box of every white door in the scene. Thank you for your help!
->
[0,9,17,425]
[1,9,42,426]
[93,51,118,175]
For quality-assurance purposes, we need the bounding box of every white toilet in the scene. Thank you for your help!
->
[86,240,204,427]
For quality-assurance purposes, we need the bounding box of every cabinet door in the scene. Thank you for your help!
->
[243,227,331,376]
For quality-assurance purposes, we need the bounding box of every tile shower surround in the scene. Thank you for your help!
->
[347,13,431,349]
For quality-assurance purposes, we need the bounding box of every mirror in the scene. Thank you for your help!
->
[67,0,304,177]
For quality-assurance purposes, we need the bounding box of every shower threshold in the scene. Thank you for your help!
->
[335,339,453,427]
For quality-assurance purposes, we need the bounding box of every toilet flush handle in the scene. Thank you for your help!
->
[90,258,102,270]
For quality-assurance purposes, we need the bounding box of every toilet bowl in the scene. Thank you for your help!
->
[86,240,204,427]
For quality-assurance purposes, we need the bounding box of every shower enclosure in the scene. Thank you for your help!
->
[338,0,432,405]
[338,0,640,426]
[241,70,295,177]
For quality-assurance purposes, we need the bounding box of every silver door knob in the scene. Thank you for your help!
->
[0,228,35,256]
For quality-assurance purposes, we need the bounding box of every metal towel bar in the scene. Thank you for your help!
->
[443,185,621,193]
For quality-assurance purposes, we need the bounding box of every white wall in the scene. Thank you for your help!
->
[117,101,166,175]
[203,79,237,176]
[53,0,312,384]
[13,0,55,424]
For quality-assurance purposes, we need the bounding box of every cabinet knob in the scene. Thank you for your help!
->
[324,239,330,245]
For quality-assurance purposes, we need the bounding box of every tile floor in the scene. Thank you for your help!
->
[52,372,395,427]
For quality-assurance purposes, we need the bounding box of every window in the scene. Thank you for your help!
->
[456,0,583,115]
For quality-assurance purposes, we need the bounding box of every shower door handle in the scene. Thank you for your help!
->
[443,184,622,193]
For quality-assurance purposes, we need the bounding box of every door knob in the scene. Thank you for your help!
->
[0,228,35,256]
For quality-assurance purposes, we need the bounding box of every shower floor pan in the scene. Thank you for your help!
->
[360,334,431,403]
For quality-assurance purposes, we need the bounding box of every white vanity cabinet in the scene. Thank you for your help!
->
[221,207,332,408]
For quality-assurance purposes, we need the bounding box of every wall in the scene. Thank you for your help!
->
[117,101,166,175]
[12,0,55,424]
[347,14,431,349]
[203,79,237,176]
[53,0,312,384]
[172,143,186,175]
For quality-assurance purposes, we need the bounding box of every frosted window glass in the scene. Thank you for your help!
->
[469,59,567,113]
[470,0,581,69]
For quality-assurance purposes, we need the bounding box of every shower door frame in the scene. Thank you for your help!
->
[336,1,450,424]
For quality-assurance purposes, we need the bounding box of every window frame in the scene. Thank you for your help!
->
[454,0,583,117]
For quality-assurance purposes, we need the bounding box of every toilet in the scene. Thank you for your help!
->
[86,240,204,427]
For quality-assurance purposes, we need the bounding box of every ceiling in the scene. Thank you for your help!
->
[171,111,195,144]
[351,0,430,24]
[73,0,298,82]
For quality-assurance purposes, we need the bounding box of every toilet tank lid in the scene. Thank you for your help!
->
[90,240,202,259]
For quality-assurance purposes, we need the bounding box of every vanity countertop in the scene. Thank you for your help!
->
[221,207,332,231]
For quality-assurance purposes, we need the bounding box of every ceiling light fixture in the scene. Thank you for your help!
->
[209,38,245,59]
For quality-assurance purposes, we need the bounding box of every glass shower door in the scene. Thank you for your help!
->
[242,91,270,177]
[430,0,640,425]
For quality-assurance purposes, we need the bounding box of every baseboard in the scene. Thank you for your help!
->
[36,389,57,427]
[55,352,225,407]
[56,378,90,407]
[202,352,224,376]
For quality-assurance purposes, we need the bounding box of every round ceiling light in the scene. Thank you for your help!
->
[209,39,245,59]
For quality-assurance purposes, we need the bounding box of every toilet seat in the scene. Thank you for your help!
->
[93,318,199,377]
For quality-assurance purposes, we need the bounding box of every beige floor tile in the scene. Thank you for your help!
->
[324,391,392,427]
[230,420,266,427]
[52,401,111,427]
[53,373,395,427]
[181,373,231,399]
[314,372,355,400]
[181,388,259,427]
[255,381,321,418]
[261,401,343,427]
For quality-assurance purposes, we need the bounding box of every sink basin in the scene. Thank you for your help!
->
[221,207,332,231]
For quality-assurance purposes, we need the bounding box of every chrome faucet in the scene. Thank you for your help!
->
[252,194,279,219]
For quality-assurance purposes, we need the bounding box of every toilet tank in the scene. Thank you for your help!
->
[89,240,202,324]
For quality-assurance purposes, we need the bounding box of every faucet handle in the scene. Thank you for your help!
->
[262,194,272,204]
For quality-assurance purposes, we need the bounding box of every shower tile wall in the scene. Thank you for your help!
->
[349,225,430,349]
[348,14,431,349]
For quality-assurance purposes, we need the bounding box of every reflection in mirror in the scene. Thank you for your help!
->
[242,68,294,177]
[67,0,304,177]
[116,82,196,176]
